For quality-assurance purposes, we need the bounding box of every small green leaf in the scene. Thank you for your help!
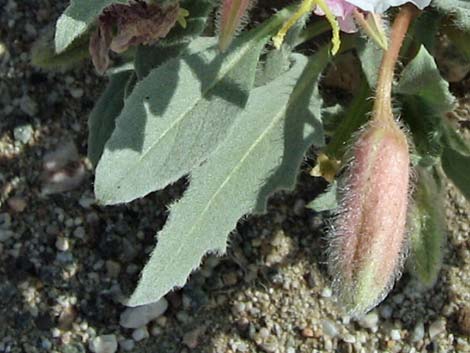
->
[357,38,382,88]
[32,27,89,70]
[88,71,132,167]
[441,146,470,201]
[95,6,302,205]
[400,96,443,165]
[55,0,129,53]
[408,168,445,288]
[307,181,338,212]
[325,79,372,159]
[397,45,455,114]
[128,49,329,306]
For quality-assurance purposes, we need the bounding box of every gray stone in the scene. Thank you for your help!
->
[13,124,33,144]
[89,335,117,353]
[119,298,168,328]
[321,319,339,337]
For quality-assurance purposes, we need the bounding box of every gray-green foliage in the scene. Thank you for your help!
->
[433,0,470,30]
[55,0,129,53]
[396,45,455,114]
[88,70,133,167]
[52,0,470,308]
[129,50,329,306]
[409,168,445,288]
[94,7,300,205]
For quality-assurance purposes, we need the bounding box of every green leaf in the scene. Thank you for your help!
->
[128,49,329,306]
[325,79,372,159]
[408,167,445,288]
[307,181,338,212]
[357,38,382,89]
[396,45,455,114]
[95,7,301,205]
[55,0,129,53]
[135,37,217,80]
[409,11,442,54]
[441,120,470,155]
[400,96,443,166]
[441,146,470,201]
[88,71,132,167]
[433,0,470,31]
[32,27,90,70]
[134,0,215,80]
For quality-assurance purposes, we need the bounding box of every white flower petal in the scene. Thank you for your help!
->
[345,0,431,13]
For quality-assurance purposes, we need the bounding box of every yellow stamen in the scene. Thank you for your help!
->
[273,0,341,55]
[177,8,190,28]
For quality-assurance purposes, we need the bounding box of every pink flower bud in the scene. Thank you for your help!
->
[217,0,252,52]
[329,119,411,316]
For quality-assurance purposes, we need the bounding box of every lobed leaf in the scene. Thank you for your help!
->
[396,45,455,114]
[95,7,301,205]
[128,49,329,306]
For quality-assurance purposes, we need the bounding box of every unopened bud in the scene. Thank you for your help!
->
[329,119,411,316]
[217,0,252,52]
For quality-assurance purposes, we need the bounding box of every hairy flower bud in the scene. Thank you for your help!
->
[329,119,411,316]
[217,0,252,52]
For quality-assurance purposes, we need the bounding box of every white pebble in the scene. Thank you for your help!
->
[390,329,401,341]
[429,319,446,339]
[89,335,117,353]
[120,298,168,329]
[132,327,149,342]
[321,287,332,298]
[342,334,356,343]
[358,311,379,331]
[55,237,69,251]
[321,319,339,337]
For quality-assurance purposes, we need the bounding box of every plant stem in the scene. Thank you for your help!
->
[373,4,419,125]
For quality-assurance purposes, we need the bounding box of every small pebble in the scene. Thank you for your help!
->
[380,305,393,319]
[301,327,314,338]
[358,311,379,331]
[321,287,332,298]
[458,306,470,336]
[7,197,27,212]
[119,339,135,351]
[342,334,356,343]
[321,319,339,337]
[13,124,33,144]
[119,298,168,329]
[132,327,149,342]
[390,329,401,341]
[89,335,117,353]
[429,319,446,339]
[55,237,70,252]
[411,321,425,342]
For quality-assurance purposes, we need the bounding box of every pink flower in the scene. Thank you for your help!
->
[314,0,431,33]
[314,0,357,33]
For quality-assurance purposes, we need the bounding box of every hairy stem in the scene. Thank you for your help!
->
[374,5,419,125]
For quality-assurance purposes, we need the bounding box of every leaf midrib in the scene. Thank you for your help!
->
[109,39,264,193]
